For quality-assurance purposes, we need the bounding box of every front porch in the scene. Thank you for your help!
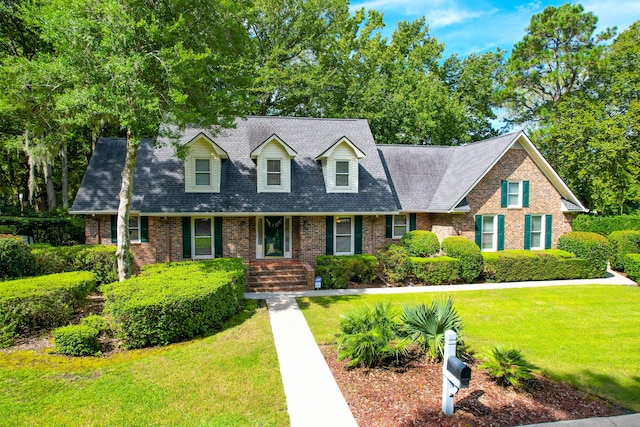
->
[246,259,315,292]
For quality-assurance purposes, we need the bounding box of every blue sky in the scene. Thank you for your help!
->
[349,0,640,57]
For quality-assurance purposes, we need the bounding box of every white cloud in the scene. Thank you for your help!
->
[581,0,640,34]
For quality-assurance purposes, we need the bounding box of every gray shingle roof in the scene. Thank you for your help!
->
[71,117,399,214]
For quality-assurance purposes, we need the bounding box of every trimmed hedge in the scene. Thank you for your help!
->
[400,230,440,257]
[623,254,640,283]
[408,256,460,285]
[31,245,118,285]
[441,236,483,282]
[101,258,246,349]
[557,232,610,278]
[573,214,640,236]
[0,215,85,246]
[482,250,595,282]
[377,244,410,283]
[608,230,640,271]
[0,235,37,280]
[315,255,378,289]
[53,324,101,356]
[0,271,96,346]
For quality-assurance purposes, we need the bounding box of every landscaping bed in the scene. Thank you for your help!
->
[321,345,627,427]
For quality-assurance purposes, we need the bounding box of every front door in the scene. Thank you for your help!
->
[256,216,292,259]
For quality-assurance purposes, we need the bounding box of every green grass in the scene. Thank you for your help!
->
[0,300,288,427]
[298,285,640,412]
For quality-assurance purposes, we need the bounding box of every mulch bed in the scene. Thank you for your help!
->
[320,346,628,427]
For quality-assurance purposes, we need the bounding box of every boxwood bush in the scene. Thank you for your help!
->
[441,236,483,282]
[408,256,460,285]
[377,244,410,283]
[53,324,101,356]
[101,258,246,349]
[31,245,118,285]
[573,214,640,235]
[0,235,37,280]
[557,232,610,277]
[607,230,640,271]
[400,230,440,257]
[315,255,378,289]
[623,254,640,283]
[0,271,96,347]
[482,250,595,282]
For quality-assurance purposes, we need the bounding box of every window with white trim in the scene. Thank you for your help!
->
[507,181,522,208]
[530,215,544,250]
[334,216,354,255]
[129,215,141,242]
[193,218,213,258]
[335,160,350,187]
[266,159,282,187]
[392,214,408,239]
[481,215,497,251]
[194,158,211,186]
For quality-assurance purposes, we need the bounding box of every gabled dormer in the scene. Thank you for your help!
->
[250,134,297,193]
[184,133,228,193]
[315,137,366,193]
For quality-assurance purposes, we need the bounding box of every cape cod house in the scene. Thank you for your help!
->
[70,116,587,289]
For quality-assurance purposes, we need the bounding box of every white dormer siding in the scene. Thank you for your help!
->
[251,136,297,193]
[316,138,365,193]
[184,135,227,193]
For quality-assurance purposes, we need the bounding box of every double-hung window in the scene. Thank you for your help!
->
[334,216,353,255]
[476,215,504,252]
[266,159,282,187]
[392,214,408,239]
[335,160,350,187]
[193,218,213,258]
[525,214,552,250]
[194,159,211,186]
[502,180,529,208]
[129,215,140,242]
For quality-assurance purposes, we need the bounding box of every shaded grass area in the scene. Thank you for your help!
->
[0,300,288,427]
[298,285,640,412]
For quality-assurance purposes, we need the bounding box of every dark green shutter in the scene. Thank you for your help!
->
[325,216,333,255]
[409,213,417,231]
[385,215,392,238]
[214,217,223,258]
[524,214,531,250]
[501,181,508,208]
[110,215,117,243]
[545,215,553,249]
[497,215,505,251]
[140,216,149,242]
[355,216,363,254]
[523,181,530,208]
[182,217,191,258]
[474,215,482,248]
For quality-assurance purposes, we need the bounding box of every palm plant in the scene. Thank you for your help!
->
[399,296,464,362]
[479,345,538,388]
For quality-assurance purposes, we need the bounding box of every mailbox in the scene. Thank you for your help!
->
[444,356,471,389]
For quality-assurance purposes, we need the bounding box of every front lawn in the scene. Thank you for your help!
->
[0,300,288,426]
[298,285,640,412]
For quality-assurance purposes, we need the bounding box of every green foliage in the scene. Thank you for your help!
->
[377,244,411,283]
[400,230,440,257]
[31,245,117,285]
[479,345,538,388]
[101,259,246,349]
[608,230,640,271]
[441,236,483,282]
[622,254,640,283]
[53,324,101,356]
[0,234,36,279]
[0,271,95,345]
[400,297,464,362]
[336,302,411,368]
[557,232,610,277]
[0,225,16,234]
[0,216,85,246]
[573,214,640,235]
[315,255,378,289]
[408,256,460,285]
[481,250,595,282]
[80,315,111,336]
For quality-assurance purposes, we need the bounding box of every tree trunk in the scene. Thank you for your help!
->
[116,129,139,281]
[45,161,56,210]
[60,142,69,209]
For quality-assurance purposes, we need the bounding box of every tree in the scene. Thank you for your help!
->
[33,0,251,279]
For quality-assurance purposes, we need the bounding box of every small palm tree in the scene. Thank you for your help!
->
[399,296,463,362]
[479,345,538,388]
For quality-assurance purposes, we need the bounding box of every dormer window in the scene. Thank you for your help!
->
[194,158,211,186]
[251,134,297,193]
[184,133,228,193]
[316,137,365,193]
[266,159,282,186]
[335,160,350,187]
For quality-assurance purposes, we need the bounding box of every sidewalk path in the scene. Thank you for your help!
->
[249,270,637,427]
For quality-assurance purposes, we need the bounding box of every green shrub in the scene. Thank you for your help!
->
[377,244,410,283]
[557,232,610,277]
[608,230,640,271]
[336,302,411,368]
[441,237,483,282]
[400,297,463,362]
[400,230,440,257]
[315,255,378,289]
[623,254,640,283]
[80,315,111,336]
[0,214,85,246]
[0,225,16,234]
[573,214,640,235]
[74,246,118,285]
[0,271,95,346]
[482,250,594,282]
[479,345,538,388]
[408,256,460,285]
[53,324,101,356]
[102,258,246,349]
[0,235,37,280]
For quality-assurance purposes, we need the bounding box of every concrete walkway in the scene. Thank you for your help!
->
[247,270,638,427]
